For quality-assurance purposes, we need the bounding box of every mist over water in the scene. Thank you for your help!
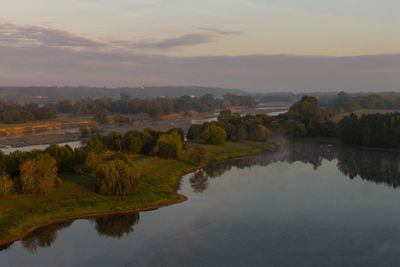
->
[2,144,400,266]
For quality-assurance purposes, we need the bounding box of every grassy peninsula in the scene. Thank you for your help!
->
[0,141,275,245]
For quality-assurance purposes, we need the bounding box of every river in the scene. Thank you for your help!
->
[2,143,400,266]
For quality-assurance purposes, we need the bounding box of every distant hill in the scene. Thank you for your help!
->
[0,86,245,103]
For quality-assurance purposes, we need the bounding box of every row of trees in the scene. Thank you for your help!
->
[0,102,57,124]
[338,112,400,148]
[320,92,400,115]
[188,110,272,144]
[72,93,256,119]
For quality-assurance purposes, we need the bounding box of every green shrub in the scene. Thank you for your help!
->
[19,154,60,194]
[94,159,138,196]
[202,125,227,145]
[188,146,208,166]
[0,173,14,196]
[153,132,183,158]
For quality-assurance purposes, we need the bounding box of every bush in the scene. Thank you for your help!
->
[188,146,208,166]
[202,125,227,145]
[94,159,138,196]
[19,154,60,194]
[153,132,183,158]
[0,173,14,196]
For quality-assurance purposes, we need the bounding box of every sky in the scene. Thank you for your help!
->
[1,0,400,91]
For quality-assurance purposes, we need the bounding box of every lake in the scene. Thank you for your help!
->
[2,143,400,266]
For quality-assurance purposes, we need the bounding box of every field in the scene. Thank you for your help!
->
[0,141,275,245]
[331,109,400,122]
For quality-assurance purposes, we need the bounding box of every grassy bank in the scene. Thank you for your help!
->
[0,141,275,245]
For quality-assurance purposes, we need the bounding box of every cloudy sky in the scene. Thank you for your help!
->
[1,0,400,91]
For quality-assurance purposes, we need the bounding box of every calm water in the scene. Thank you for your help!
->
[2,144,400,266]
[1,141,85,155]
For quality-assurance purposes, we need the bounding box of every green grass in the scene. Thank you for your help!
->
[0,141,275,244]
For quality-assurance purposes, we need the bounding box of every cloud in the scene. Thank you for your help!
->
[196,27,243,35]
[130,33,216,49]
[128,27,242,50]
[0,21,399,91]
[0,21,103,48]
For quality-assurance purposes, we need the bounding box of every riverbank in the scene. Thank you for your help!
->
[0,141,275,246]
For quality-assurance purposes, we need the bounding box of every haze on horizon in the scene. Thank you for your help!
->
[1,0,400,92]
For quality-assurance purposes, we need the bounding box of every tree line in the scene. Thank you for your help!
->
[0,101,57,124]
[320,91,400,115]
[71,93,256,120]
[0,93,256,124]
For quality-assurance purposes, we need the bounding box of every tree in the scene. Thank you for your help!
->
[187,124,202,141]
[19,154,60,194]
[218,110,232,122]
[94,159,138,196]
[105,131,124,151]
[80,125,89,138]
[85,152,102,175]
[235,125,248,141]
[0,173,14,196]
[288,96,324,136]
[167,128,185,141]
[188,146,208,166]
[202,125,227,145]
[94,108,110,124]
[44,144,75,172]
[153,132,183,158]
[285,120,307,138]
[249,125,270,141]
[123,131,144,154]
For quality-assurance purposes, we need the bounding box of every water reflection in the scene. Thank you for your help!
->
[90,212,140,238]
[6,144,400,254]
[22,220,74,253]
[189,144,400,192]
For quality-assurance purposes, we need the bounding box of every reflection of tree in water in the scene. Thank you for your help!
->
[91,212,140,238]
[172,177,182,192]
[189,143,400,192]
[0,242,13,252]
[22,220,73,253]
[189,171,208,193]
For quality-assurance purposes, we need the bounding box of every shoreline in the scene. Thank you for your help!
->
[0,141,276,247]
[0,194,188,247]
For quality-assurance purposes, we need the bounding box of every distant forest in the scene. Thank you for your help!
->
[0,93,256,124]
[1,87,400,126]
[0,86,243,103]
